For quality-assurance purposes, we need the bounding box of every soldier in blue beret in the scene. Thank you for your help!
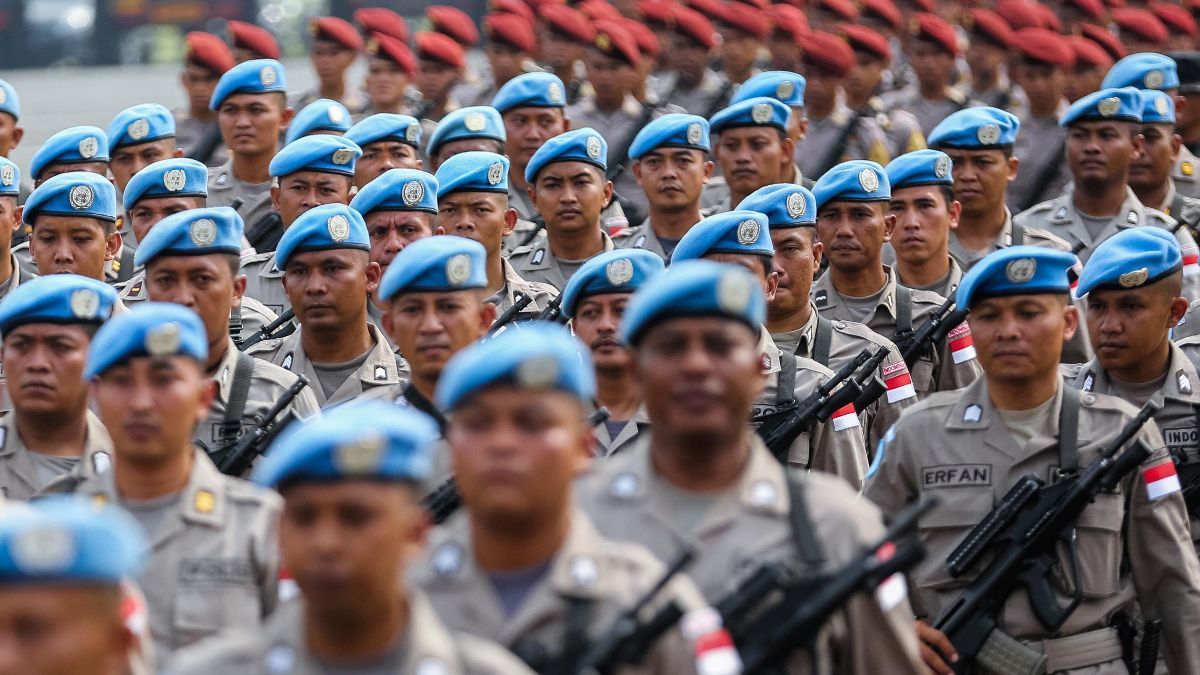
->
[731,71,808,160]
[1128,90,1200,252]
[885,149,964,299]
[350,168,437,281]
[245,204,404,406]
[0,157,24,306]
[0,497,147,675]
[171,401,534,674]
[346,113,423,188]
[0,275,116,498]
[21,172,128,285]
[493,73,571,220]
[107,104,179,204]
[701,97,797,214]
[426,105,506,170]
[0,79,22,163]
[207,59,295,249]
[71,302,282,661]
[434,151,559,321]
[866,243,1200,674]
[121,157,209,248]
[1103,52,1180,92]
[284,98,351,146]
[29,126,109,187]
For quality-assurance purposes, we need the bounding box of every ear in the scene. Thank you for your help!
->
[1131,132,1145,155]
[10,126,23,149]
[174,147,184,159]
[795,116,809,142]
[197,377,218,420]
[765,266,780,302]
[232,273,247,307]
[882,211,897,242]
[1172,133,1184,163]
[810,236,824,273]
[703,160,715,181]
[270,185,282,211]
[602,180,614,207]
[1007,156,1020,182]
[948,200,962,231]
[780,137,795,168]
[632,161,643,187]
[280,106,296,131]
[13,206,22,232]
[105,230,123,262]
[365,260,383,294]
[1169,295,1189,328]
[504,208,518,237]
[479,301,498,335]
[1061,302,1079,343]
[562,115,572,132]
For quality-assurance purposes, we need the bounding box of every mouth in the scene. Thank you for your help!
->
[730,169,757,179]
[591,337,622,351]
[123,422,158,440]
[416,343,452,356]
[556,208,582,218]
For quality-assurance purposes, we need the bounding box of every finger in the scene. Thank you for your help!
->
[918,641,953,675]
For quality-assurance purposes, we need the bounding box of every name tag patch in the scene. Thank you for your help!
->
[179,558,255,586]
[1164,427,1200,453]
[922,464,991,488]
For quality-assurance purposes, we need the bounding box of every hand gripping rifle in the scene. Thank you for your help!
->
[212,375,311,476]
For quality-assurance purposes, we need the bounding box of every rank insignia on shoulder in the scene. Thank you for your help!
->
[1179,370,1193,395]
[813,290,829,307]
[1184,161,1194,177]
[531,249,545,265]
[193,489,215,514]
[568,555,599,587]
[748,479,778,508]
[1082,372,1094,392]
[0,427,7,449]
[634,235,646,249]
[431,542,464,577]
[609,472,640,499]
[1127,211,1138,224]
[374,364,388,381]
[1053,207,1068,220]
[263,644,295,675]
[91,451,111,475]
[281,353,293,370]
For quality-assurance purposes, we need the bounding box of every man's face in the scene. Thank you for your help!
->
[910,40,953,87]
[0,113,23,158]
[1017,63,1065,112]
[845,53,886,103]
[365,57,410,110]
[540,30,583,72]
[365,211,434,274]
[815,201,893,274]
[29,217,120,280]
[1129,124,1179,192]
[715,128,791,196]
[415,60,461,104]
[310,40,356,86]
[583,51,633,102]
[1066,65,1105,104]
[633,148,712,214]
[438,192,515,254]
[92,356,213,462]
[969,294,1075,382]
[432,139,504,170]
[965,40,1004,78]
[35,163,107,187]
[217,93,290,157]
[180,63,220,114]
[1067,121,1140,188]
[382,291,493,383]
[888,185,958,267]
[768,33,801,71]
[719,28,758,74]
[355,141,421,188]
[801,68,837,108]
[768,228,821,320]
[282,249,380,330]
[126,196,204,245]
[670,36,709,81]
[449,387,589,528]
[942,148,1015,217]
[271,171,352,227]
[503,107,567,169]
[3,324,92,416]
[572,293,632,374]
[486,42,527,85]
[145,255,242,352]
[1086,283,1184,374]
[110,140,177,193]
[0,586,130,675]
[530,162,612,236]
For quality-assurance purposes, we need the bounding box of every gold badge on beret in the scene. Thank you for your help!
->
[327,214,351,242]
[1097,97,1120,117]
[605,258,634,285]
[332,148,355,165]
[976,124,1001,145]
[595,32,611,51]
[516,354,559,388]
[336,435,386,475]
[69,185,94,210]
[465,111,487,132]
[776,80,794,100]
[145,322,182,355]
[1005,257,1037,283]
[751,103,772,124]
[1146,70,1165,89]
[163,168,187,192]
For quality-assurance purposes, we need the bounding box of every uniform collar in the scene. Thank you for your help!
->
[84,448,228,534]
[1075,342,1200,403]
[811,265,900,321]
[287,323,400,403]
[758,326,782,375]
[1052,186,1145,231]
[211,337,245,403]
[401,592,473,674]
[523,230,615,271]
[943,377,1067,463]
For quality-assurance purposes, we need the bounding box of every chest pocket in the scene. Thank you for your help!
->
[172,557,262,648]
[918,489,994,592]
[1058,492,1125,599]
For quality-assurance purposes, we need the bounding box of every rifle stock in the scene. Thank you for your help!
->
[238,308,296,351]
[895,297,969,368]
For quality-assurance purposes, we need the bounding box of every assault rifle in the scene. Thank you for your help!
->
[488,292,534,336]
[894,297,969,369]
[237,308,297,351]
[212,376,311,476]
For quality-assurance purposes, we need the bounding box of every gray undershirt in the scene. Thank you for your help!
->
[554,257,585,281]
[1108,372,1167,408]
[651,473,724,533]
[123,490,183,539]
[487,559,553,619]
[312,348,373,399]
[28,451,77,489]
[1077,211,1112,242]
[996,395,1057,448]
[656,235,682,260]
[603,419,627,442]
[838,286,887,324]
[315,633,409,675]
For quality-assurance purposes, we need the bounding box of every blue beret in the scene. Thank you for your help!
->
[85,302,207,379]
[426,106,505,158]
[0,79,19,120]
[491,72,568,113]
[350,169,438,215]
[710,97,791,135]
[813,160,890,210]
[122,157,208,211]
[928,107,1020,149]
[436,151,510,195]
[346,113,422,148]
[134,207,244,266]
[620,259,765,344]
[0,497,145,584]
[30,126,109,180]
[378,235,487,299]
[672,210,773,263]
[253,400,437,487]
[560,249,665,318]
[1060,87,1143,127]
[209,58,287,110]
[737,183,815,228]
[1140,89,1176,125]
[106,104,175,149]
[629,114,710,159]
[0,274,116,334]
[731,71,806,108]
[284,98,353,145]
[525,127,607,183]
[955,246,1078,310]
[436,322,595,409]
[24,172,117,226]
[0,157,19,197]
[275,203,370,268]
[886,149,954,190]
[270,134,362,178]
[1101,52,1179,91]
[1076,227,1181,297]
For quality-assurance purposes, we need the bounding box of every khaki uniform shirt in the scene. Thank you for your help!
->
[0,256,31,411]
[411,510,702,674]
[119,274,280,341]
[486,258,559,320]
[0,410,111,500]
[245,323,404,407]
[948,209,1073,271]
[508,230,616,291]
[1174,145,1200,200]
[73,450,281,661]
[594,406,650,458]
[864,379,1200,673]
[1008,108,1070,212]
[894,256,964,301]
[239,250,289,315]
[574,435,926,674]
[167,592,534,675]
[794,101,892,180]
[208,160,273,236]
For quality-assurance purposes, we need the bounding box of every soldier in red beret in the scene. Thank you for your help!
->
[175,32,234,167]
[362,33,421,118]
[354,7,409,43]
[413,32,468,125]
[1151,2,1198,51]
[648,6,731,119]
[767,4,807,72]
[539,5,595,105]
[839,25,927,159]
[1008,27,1075,212]
[1114,7,1170,54]
[426,6,481,48]
[293,17,367,114]
[885,13,970,137]
[714,2,770,87]
[227,20,280,62]
[1064,35,1112,103]
[808,0,859,30]
[458,14,539,107]
[961,9,1024,114]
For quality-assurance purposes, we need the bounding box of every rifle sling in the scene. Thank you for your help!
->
[220,351,256,443]
[1011,223,1025,247]
[806,315,834,367]
[1059,385,1081,473]
[778,351,798,407]
[403,382,449,437]
[786,475,826,570]
[895,285,913,336]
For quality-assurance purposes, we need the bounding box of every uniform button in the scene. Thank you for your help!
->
[263,645,295,675]
[750,480,777,507]
[833,321,846,329]
[1083,394,1095,405]
[568,555,599,587]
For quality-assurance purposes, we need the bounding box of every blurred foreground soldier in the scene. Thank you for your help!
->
[1006,28,1073,213]
[226,20,280,63]
[346,113,423,188]
[576,260,926,673]
[425,106,506,171]
[169,401,535,675]
[0,276,115,498]
[839,25,927,159]
[883,14,968,137]
[704,97,795,213]
[291,17,367,114]
[865,246,1200,675]
[886,149,963,299]
[175,32,233,167]
[135,208,319,465]
[560,249,664,456]
[415,324,703,673]
[0,497,146,675]
[22,173,123,283]
[361,32,420,118]
[1128,90,1200,230]
[73,304,281,662]
[283,99,351,147]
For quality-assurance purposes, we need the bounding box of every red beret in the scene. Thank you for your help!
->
[1113,7,1169,43]
[640,0,677,27]
[802,30,855,77]
[579,0,624,21]
[994,0,1050,30]
[812,0,859,21]
[730,0,770,10]
[1013,27,1075,66]
[1065,35,1113,69]
[838,24,891,61]
[909,12,959,56]
[1151,1,1198,37]
[716,2,771,38]
[1062,0,1105,21]
[619,18,662,57]
[309,16,364,52]
[861,0,901,30]
[903,0,937,11]
[770,4,809,42]
[1035,3,1062,31]
[686,0,725,21]
[1078,22,1126,60]
[527,0,567,9]
[227,20,280,60]
[415,31,467,68]
[543,5,597,43]
[427,6,480,47]
[484,13,537,53]
[185,31,234,74]
[963,9,1014,48]
[490,0,536,24]
[354,8,409,43]
[672,6,719,48]
[1105,0,1126,7]
[591,19,642,66]
[366,32,418,75]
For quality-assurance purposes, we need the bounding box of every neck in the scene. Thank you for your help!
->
[1182,121,1200,145]
[1132,181,1169,212]
[15,408,89,458]
[486,253,506,297]
[303,320,373,363]
[896,252,950,288]
[829,263,887,298]
[808,96,834,119]
[595,94,625,113]
[1029,98,1060,119]
[0,248,13,287]
[988,372,1059,412]
[371,98,404,114]
[548,225,605,260]
[306,592,407,663]
[319,81,346,102]
[115,447,194,500]
[595,368,641,421]
[844,87,872,109]
[1072,182,1127,217]
[205,333,230,372]
[510,169,530,196]
[957,206,1007,247]
[472,506,571,571]
[648,205,702,239]
[1110,341,1173,384]
[189,105,215,122]
[918,79,945,100]
[766,298,813,334]
[650,429,751,491]
[728,64,753,85]
[231,152,273,184]
[411,372,439,404]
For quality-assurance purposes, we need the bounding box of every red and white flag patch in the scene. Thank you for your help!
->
[882,361,917,404]
[831,403,860,431]
[1144,461,1182,501]
[947,323,976,364]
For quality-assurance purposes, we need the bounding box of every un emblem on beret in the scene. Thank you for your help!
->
[328,106,345,124]
[70,288,101,319]
[260,65,277,87]
[327,214,351,242]
[487,161,504,185]
[1005,257,1037,283]
[405,124,420,143]
[858,168,879,193]
[517,354,559,388]
[332,148,355,165]
[163,168,186,192]
[1146,70,1165,89]
[128,118,150,141]
[751,103,772,124]
[446,253,472,285]
[12,527,75,574]
[586,135,603,160]
[1155,96,1170,115]
[1098,97,1121,117]
[776,80,794,100]
[717,270,752,314]
[935,155,951,178]
[786,191,806,218]
[145,322,182,355]
[336,434,385,475]
[78,136,99,159]
[0,165,13,187]
[606,258,634,285]
[549,82,563,104]
[402,179,425,206]
[977,124,1000,145]
[69,185,94,210]
[190,218,217,246]
[465,112,487,132]
[736,218,760,244]
[687,122,704,145]
[1119,267,1149,288]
